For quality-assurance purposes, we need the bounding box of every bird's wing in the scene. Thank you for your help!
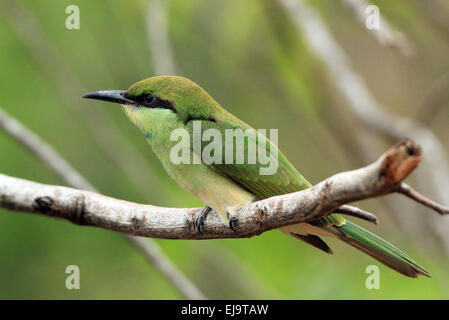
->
[185,116,430,277]
[185,117,311,199]
[185,116,343,254]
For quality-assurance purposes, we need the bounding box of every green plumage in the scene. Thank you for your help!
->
[337,221,431,278]
[84,75,431,278]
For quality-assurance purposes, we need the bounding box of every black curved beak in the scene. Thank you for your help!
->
[82,90,137,105]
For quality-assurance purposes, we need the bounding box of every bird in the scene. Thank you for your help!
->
[83,75,430,278]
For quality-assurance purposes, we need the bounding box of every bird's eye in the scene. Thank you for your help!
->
[144,94,156,105]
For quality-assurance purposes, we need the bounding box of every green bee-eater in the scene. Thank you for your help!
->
[83,76,430,278]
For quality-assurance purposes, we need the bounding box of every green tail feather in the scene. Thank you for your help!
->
[334,221,431,278]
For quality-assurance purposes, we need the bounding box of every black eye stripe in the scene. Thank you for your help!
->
[125,93,177,113]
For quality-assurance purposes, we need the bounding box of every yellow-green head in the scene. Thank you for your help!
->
[83,76,225,135]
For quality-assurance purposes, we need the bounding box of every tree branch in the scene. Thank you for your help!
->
[396,183,449,216]
[1,139,447,240]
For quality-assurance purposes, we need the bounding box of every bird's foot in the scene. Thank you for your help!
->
[195,206,212,234]
[227,212,238,231]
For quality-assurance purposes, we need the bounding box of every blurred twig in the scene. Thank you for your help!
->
[191,242,277,299]
[0,108,206,300]
[2,139,448,239]
[128,236,205,299]
[146,0,176,75]
[277,0,449,255]
[341,0,414,57]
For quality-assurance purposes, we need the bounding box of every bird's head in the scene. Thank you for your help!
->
[83,76,223,134]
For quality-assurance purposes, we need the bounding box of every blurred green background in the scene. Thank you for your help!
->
[0,0,448,299]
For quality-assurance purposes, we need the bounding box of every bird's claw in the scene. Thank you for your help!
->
[228,213,238,231]
[195,216,204,234]
[195,206,212,234]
